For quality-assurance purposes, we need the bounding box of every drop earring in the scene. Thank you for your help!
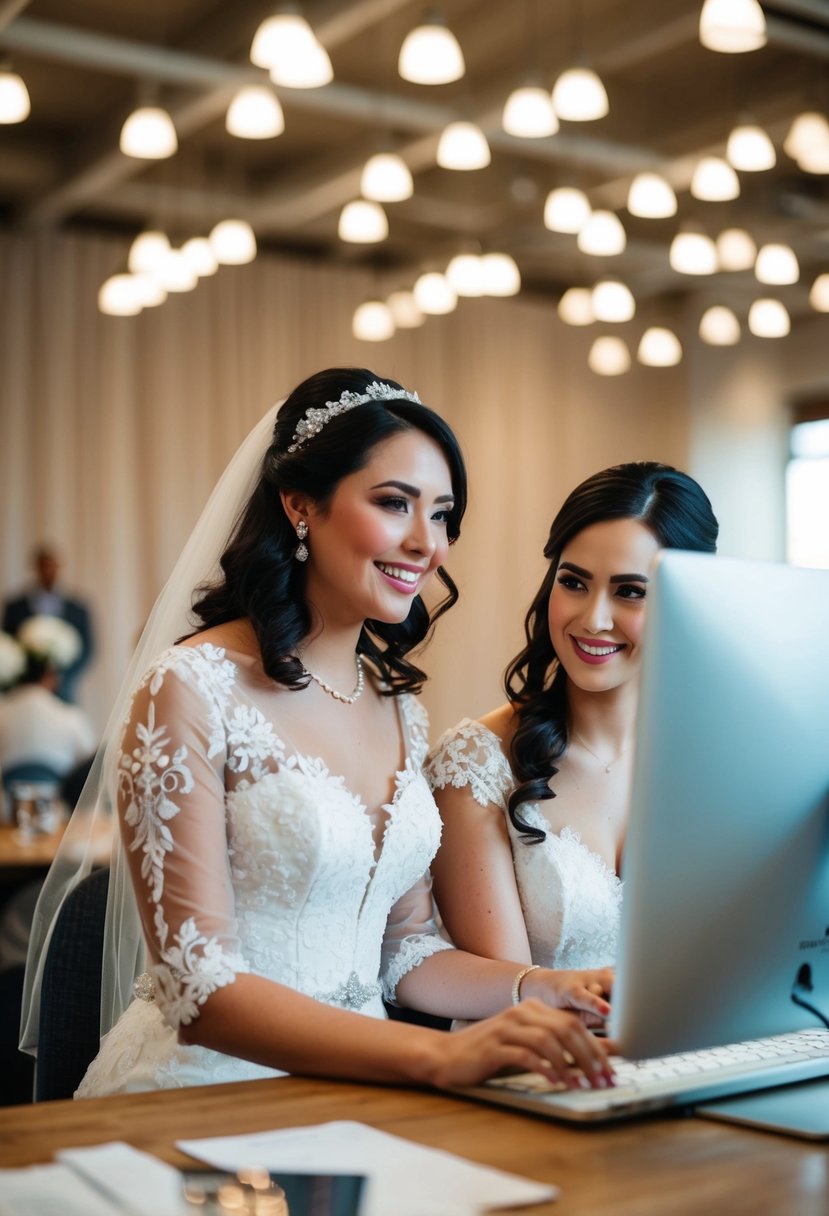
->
[294,520,309,563]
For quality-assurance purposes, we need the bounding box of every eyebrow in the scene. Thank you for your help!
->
[370,479,455,504]
[558,560,650,584]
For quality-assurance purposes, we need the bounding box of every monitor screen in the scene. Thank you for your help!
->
[611,551,829,1058]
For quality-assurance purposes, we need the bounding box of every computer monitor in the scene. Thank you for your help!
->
[611,551,829,1059]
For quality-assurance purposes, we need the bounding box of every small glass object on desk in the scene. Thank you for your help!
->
[182,1170,288,1215]
[10,781,62,842]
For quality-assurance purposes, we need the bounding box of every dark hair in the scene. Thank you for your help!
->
[505,461,718,842]
[191,367,467,695]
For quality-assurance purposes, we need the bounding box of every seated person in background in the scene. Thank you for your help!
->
[426,463,718,980]
[0,616,96,784]
[21,367,614,1097]
[2,544,95,703]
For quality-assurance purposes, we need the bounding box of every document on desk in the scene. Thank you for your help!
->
[0,1145,184,1216]
[178,1120,558,1215]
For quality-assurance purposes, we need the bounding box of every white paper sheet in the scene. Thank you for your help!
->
[0,1163,132,1216]
[178,1119,558,1216]
[57,1142,186,1216]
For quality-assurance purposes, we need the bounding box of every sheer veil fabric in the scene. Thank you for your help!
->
[20,403,281,1057]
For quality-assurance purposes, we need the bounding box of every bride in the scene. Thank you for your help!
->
[22,367,614,1096]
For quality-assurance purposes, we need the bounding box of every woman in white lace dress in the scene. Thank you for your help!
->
[426,463,718,994]
[25,368,616,1096]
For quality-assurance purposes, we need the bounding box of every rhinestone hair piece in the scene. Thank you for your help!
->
[286,380,422,452]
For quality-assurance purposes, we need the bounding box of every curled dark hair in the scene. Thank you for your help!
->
[191,367,467,695]
[505,461,718,842]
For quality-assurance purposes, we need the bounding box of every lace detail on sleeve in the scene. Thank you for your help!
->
[118,646,250,1030]
[398,693,430,768]
[381,933,454,1003]
[424,718,514,810]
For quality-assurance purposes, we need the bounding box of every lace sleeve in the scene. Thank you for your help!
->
[423,718,513,810]
[380,872,454,1003]
[117,648,249,1030]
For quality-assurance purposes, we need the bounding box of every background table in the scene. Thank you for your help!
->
[1,1076,827,1215]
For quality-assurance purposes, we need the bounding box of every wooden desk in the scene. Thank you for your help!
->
[0,822,66,870]
[0,1077,826,1215]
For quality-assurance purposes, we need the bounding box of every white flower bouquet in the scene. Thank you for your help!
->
[0,630,25,689]
[17,614,83,670]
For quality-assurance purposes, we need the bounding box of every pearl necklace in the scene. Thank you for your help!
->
[303,654,365,704]
[572,732,629,774]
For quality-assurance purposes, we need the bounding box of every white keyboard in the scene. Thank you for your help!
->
[479,1029,829,1120]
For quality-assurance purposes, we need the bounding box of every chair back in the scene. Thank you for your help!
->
[35,866,109,1101]
[2,762,62,792]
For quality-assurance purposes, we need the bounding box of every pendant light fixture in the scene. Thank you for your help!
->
[726,122,775,171]
[557,287,594,326]
[398,13,465,84]
[577,210,626,256]
[119,104,178,159]
[251,9,333,88]
[552,66,608,121]
[809,274,829,312]
[128,229,171,274]
[783,112,829,162]
[98,274,144,316]
[0,66,30,123]
[626,172,677,218]
[132,274,167,309]
[754,243,799,285]
[637,327,682,367]
[181,237,219,277]
[337,200,388,243]
[544,187,591,233]
[436,121,491,170]
[352,300,395,341]
[360,153,413,202]
[748,298,790,337]
[413,272,457,315]
[591,279,635,322]
[670,231,718,275]
[446,253,486,297]
[226,86,284,139]
[209,219,257,264]
[588,336,630,375]
[690,156,740,200]
[716,227,756,271]
[481,253,521,296]
[699,305,741,345]
[699,0,767,53]
[150,248,198,293]
[387,290,425,328]
[502,85,558,138]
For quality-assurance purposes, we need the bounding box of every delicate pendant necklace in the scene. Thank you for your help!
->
[303,654,365,704]
[572,732,628,774]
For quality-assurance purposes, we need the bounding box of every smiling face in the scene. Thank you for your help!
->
[297,427,455,629]
[547,517,661,695]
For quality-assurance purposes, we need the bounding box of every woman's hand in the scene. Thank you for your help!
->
[522,966,614,1028]
[421,999,614,1090]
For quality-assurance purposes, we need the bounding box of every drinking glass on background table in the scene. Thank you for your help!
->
[10,781,62,842]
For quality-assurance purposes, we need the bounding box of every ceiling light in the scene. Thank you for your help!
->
[360,153,413,202]
[809,273,829,312]
[209,219,257,264]
[699,0,766,53]
[413,272,457,315]
[119,105,178,159]
[754,243,799,285]
[352,300,395,342]
[748,298,790,337]
[225,86,284,139]
[557,287,594,326]
[544,187,591,233]
[591,280,635,322]
[699,305,741,345]
[251,12,332,87]
[726,123,775,171]
[588,336,631,375]
[670,231,718,275]
[796,143,829,175]
[436,121,490,170]
[387,290,425,328]
[446,253,485,297]
[181,237,219,277]
[0,67,30,123]
[637,327,682,367]
[690,156,740,200]
[577,210,626,256]
[552,66,608,121]
[398,14,465,84]
[502,86,558,138]
[128,230,170,274]
[783,112,829,161]
[626,172,676,218]
[149,249,198,293]
[337,200,388,243]
[131,274,167,308]
[716,227,756,270]
[98,274,144,316]
[481,252,521,296]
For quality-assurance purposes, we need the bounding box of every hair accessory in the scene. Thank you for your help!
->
[303,654,365,704]
[294,519,309,563]
[511,963,540,1005]
[287,380,421,453]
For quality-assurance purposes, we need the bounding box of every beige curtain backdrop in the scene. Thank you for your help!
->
[0,230,690,740]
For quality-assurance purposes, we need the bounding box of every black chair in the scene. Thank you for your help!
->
[2,762,62,793]
[35,866,109,1101]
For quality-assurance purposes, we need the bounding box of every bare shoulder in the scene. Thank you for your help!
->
[179,618,260,658]
[478,703,518,749]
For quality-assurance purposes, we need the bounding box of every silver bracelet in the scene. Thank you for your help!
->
[511,963,540,1005]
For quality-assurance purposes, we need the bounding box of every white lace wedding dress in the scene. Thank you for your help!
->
[425,719,622,970]
[77,644,453,1096]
